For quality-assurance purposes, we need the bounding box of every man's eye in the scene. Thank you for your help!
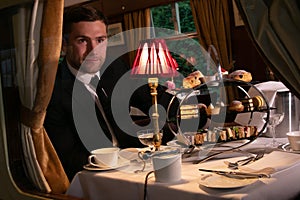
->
[97,37,106,43]
[77,38,87,44]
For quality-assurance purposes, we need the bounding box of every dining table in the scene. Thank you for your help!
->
[66,137,300,200]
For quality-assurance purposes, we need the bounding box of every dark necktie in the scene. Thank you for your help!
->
[90,75,108,102]
[90,75,99,90]
[89,75,118,146]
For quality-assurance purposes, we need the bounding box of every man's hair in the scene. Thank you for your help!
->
[63,5,108,39]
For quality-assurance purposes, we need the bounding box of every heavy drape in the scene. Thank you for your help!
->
[14,0,69,193]
[190,0,233,71]
[235,0,300,99]
[123,9,151,66]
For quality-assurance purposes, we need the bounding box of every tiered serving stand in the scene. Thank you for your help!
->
[166,78,271,162]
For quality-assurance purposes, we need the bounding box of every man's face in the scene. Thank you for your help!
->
[64,20,107,74]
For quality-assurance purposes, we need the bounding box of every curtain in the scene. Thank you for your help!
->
[190,0,233,71]
[123,9,151,66]
[13,0,69,193]
[235,0,300,99]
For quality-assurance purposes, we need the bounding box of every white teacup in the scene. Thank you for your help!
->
[287,131,300,151]
[151,146,182,183]
[88,147,120,168]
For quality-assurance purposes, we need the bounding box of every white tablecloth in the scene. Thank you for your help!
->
[66,138,300,200]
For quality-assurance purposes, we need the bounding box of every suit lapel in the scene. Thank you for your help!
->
[58,59,94,111]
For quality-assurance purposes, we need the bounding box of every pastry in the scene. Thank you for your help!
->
[190,70,205,84]
[180,104,199,119]
[240,98,254,111]
[249,126,258,137]
[245,126,251,138]
[194,133,205,145]
[219,130,227,141]
[183,76,197,88]
[228,70,252,82]
[182,70,204,88]
[237,126,245,139]
[207,130,217,142]
[226,127,235,139]
[252,95,264,108]
[229,100,244,112]
[206,103,220,115]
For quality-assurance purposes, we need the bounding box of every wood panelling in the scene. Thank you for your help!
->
[231,27,268,82]
[228,0,268,82]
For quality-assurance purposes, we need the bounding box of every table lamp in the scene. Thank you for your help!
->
[131,38,178,150]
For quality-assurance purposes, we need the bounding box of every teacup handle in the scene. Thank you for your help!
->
[88,155,100,167]
[138,150,152,161]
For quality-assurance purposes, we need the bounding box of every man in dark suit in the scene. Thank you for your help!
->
[44,6,143,181]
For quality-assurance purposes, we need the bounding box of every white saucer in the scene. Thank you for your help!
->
[83,157,129,171]
[119,148,140,161]
[198,173,258,189]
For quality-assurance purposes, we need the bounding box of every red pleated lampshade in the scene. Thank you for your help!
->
[131,39,178,78]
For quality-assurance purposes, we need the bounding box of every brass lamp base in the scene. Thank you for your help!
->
[148,77,162,150]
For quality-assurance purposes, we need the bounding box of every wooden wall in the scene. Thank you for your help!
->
[228,0,269,82]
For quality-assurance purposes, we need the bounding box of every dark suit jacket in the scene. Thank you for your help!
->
[44,58,143,180]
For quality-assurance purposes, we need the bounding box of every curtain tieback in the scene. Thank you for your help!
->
[21,105,46,129]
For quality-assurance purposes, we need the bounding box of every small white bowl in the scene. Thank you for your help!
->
[287,131,300,151]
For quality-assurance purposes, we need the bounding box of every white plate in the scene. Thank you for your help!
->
[198,173,258,189]
[83,157,129,171]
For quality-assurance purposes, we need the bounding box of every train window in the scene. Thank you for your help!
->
[150,1,200,78]
[151,0,196,37]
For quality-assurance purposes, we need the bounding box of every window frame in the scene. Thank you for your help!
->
[150,1,198,39]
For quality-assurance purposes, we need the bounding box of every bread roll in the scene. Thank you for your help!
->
[182,70,204,88]
[228,70,252,82]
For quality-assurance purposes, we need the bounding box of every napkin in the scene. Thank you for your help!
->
[234,81,289,131]
[247,81,288,106]
[239,151,300,174]
[197,151,300,177]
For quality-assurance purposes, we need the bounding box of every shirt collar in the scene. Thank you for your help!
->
[66,60,100,85]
